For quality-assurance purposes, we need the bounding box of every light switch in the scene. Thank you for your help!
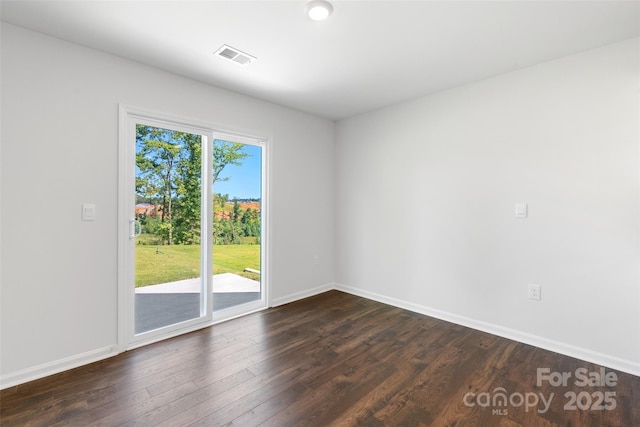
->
[82,203,96,221]
[515,202,527,218]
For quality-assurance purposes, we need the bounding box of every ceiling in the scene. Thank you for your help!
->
[1,1,639,120]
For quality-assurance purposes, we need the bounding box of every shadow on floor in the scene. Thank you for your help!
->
[135,292,261,334]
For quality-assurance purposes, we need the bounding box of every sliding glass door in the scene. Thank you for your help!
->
[119,106,267,349]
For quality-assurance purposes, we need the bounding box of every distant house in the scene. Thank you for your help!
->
[135,203,156,216]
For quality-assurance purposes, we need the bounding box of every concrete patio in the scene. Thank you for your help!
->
[135,273,261,334]
[135,273,260,294]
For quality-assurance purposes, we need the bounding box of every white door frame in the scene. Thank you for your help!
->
[118,105,269,351]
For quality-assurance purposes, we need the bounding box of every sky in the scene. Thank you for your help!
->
[213,143,262,200]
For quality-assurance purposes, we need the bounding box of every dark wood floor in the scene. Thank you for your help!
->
[1,290,638,426]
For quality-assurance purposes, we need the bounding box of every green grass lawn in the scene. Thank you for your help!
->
[136,243,260,287]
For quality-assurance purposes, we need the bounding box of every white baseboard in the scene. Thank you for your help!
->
[0,345,119,390]
[0,282,335,390]
[270,282,336,308]
[334,283,640,377]
[3,283,636,390]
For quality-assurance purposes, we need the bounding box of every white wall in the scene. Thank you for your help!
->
[2,22,638,388]
[0,23,335,384]
[335,38,640,374]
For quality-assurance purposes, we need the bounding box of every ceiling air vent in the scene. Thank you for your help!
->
[215,45,256,66]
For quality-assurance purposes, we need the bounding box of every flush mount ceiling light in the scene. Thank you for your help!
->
[306,0,333,21]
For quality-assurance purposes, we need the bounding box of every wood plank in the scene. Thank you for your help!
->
[1,290,638,427]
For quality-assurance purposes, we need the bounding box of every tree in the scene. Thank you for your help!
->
[213,140,250,183]
[136,126,182,244]
[173,133,202,244]
[214,193,229,211]
[241,208,260,238]
[232,200,242,221]
[211,141,251,245]
[136,129,252,246]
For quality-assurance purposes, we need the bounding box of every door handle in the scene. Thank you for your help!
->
[129,219,142,240]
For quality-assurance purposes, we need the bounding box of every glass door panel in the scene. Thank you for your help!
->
[134,124,205,334]
[212,139,262,312]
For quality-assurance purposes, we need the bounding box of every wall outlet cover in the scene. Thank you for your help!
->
[528,284,541,301]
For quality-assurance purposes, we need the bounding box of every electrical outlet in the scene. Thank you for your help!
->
[313,255,319,265]
[528,284,541,301]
